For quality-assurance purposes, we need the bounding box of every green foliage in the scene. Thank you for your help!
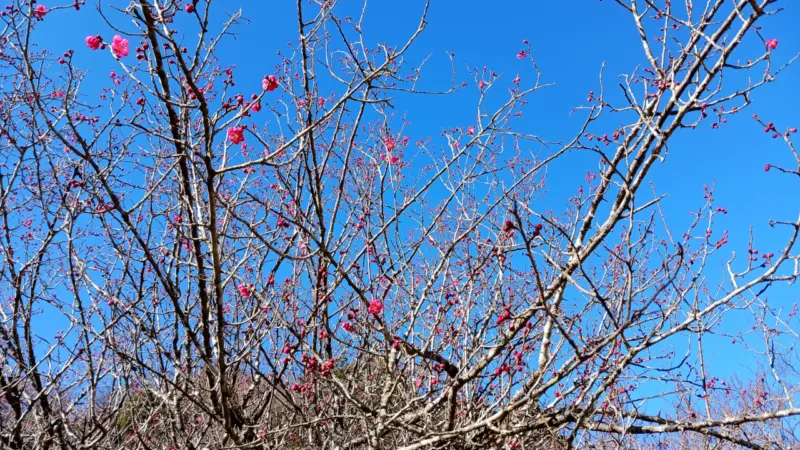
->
[115,389,159,432]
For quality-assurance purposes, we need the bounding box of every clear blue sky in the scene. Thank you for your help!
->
[32,0,800,408]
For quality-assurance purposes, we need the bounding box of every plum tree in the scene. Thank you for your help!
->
[0,0,798,449]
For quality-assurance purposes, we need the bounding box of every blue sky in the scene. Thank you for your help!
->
[37,0,799,246]
[29,0,800,415]
[225,0,799,249]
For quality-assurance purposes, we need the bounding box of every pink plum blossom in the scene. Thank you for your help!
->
[227,126,245,144]
[85,35,101,50]
[111,35,129,58]
[263,75,279,92]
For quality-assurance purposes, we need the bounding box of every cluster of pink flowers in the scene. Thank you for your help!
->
[766,39,779,50]
[227,126,245,144]
[85,34,129,58]
[320,359,335,376]
[384,136,396,151]
[380,135,406,165]
[262,75,279,92]
[368,300,384,315]
[237,284,252,297]
[496,309,511,325]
